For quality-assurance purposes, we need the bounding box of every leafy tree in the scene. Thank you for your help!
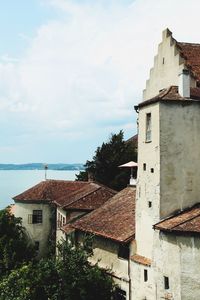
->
[76,130,137,190]
[0,208,36,276]
[0,238,116,300]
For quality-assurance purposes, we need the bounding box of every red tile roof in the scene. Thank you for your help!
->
[73,187,136,243]
[178,42,200,82]
[138,86,200,108]
[13,180,116,211]
[154,204,200,235]
[131,254,152,266]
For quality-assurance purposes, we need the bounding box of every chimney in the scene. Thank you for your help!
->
[178,69,190,98]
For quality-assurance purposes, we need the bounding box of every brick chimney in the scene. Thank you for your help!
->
[178,69,190,98]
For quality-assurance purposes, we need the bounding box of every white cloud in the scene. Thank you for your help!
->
[1,0,200,161]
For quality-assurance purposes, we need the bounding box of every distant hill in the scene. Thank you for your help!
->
[0,163,84,171]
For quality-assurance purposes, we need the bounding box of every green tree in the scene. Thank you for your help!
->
[0,208,36,276]
[76,130,137,190]
[0,238,116,300]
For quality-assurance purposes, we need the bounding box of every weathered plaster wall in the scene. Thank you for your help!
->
[143,29,186,100]
[153,231,181,300]
[77,233,130,299]
[15,202,51,256]
[153,232,200,300]
[131,261,154,300]
[179,236,200,300]
[160,102,200,218]
[136,103,160,258]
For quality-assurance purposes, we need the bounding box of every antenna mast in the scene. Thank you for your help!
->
[44,164,48,180]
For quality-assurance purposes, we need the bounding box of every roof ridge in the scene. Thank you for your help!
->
[63,185,101,209]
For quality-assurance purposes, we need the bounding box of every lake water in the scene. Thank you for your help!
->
[0,170,79,209]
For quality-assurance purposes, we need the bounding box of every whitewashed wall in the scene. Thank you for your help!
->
[15,202,52,257]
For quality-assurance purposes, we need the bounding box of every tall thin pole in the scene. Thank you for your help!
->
[44,164,48,180]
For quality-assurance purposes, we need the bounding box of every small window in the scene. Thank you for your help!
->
[164,276,169,289]
[162,57,165,64]
[148,201,152,208]
[144,269,148,282]
[35,241,40,251]
[151,168,154,173]
[118,244,129,260]
[32,210,43,224]
[114,288,126,300]
[143,163,146,171]
[146,113,152,142]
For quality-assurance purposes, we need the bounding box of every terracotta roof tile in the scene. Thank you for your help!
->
[131,254,152,266]
[154,204,200,234]
[13,180,116,211]
[178,42,200,82]
[73,187,136,243]
[138,86,200,108]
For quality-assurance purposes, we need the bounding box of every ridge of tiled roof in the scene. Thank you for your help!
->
[13,179,116,211]
[154,203,200,235]
[13,180,89,203]
[72,186,136,243]
[138,86,200,108]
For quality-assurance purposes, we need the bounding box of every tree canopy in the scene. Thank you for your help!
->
[0,238,115,300]
[0,208,36,276]
[76,130,137,190]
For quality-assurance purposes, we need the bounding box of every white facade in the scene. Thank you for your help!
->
[15,202,52,257]
[132,29,200,299]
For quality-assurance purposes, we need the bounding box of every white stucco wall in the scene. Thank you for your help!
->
[136,102,160,259]
[15,202,52,256]
[179,236,200,300]
[152,232,200,300]
[160,101,200,218]
[131,261,154,300]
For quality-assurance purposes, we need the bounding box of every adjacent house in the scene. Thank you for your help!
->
[72,186,136,300]
[13,179,116,257]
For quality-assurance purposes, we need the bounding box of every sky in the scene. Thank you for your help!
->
[1,0,200,163]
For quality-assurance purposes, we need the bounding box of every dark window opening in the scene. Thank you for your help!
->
[118,244,129,260]
[164,276,169,289]
[35,241,40,251]
[143,163,146,171]
[144,269,148,282]
[32,210,43,224]
[146,113,152,142]
[162,57,165,64]
[151,168,154,173]
[148,201,152,208]
[114,288,126,300]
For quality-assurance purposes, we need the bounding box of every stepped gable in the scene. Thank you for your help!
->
[139,85,200,108]
[73,187,136,243]
[178,42,200,83]
[154,204,200,234]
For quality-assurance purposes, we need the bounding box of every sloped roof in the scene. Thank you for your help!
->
[178,42,200,82]
[73,187,136,243]
[13,180,116,210]
[154,204,200,235]
[138,85,200,108]
[131,254,152,266]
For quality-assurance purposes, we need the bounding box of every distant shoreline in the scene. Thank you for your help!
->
[0,163,84,171]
